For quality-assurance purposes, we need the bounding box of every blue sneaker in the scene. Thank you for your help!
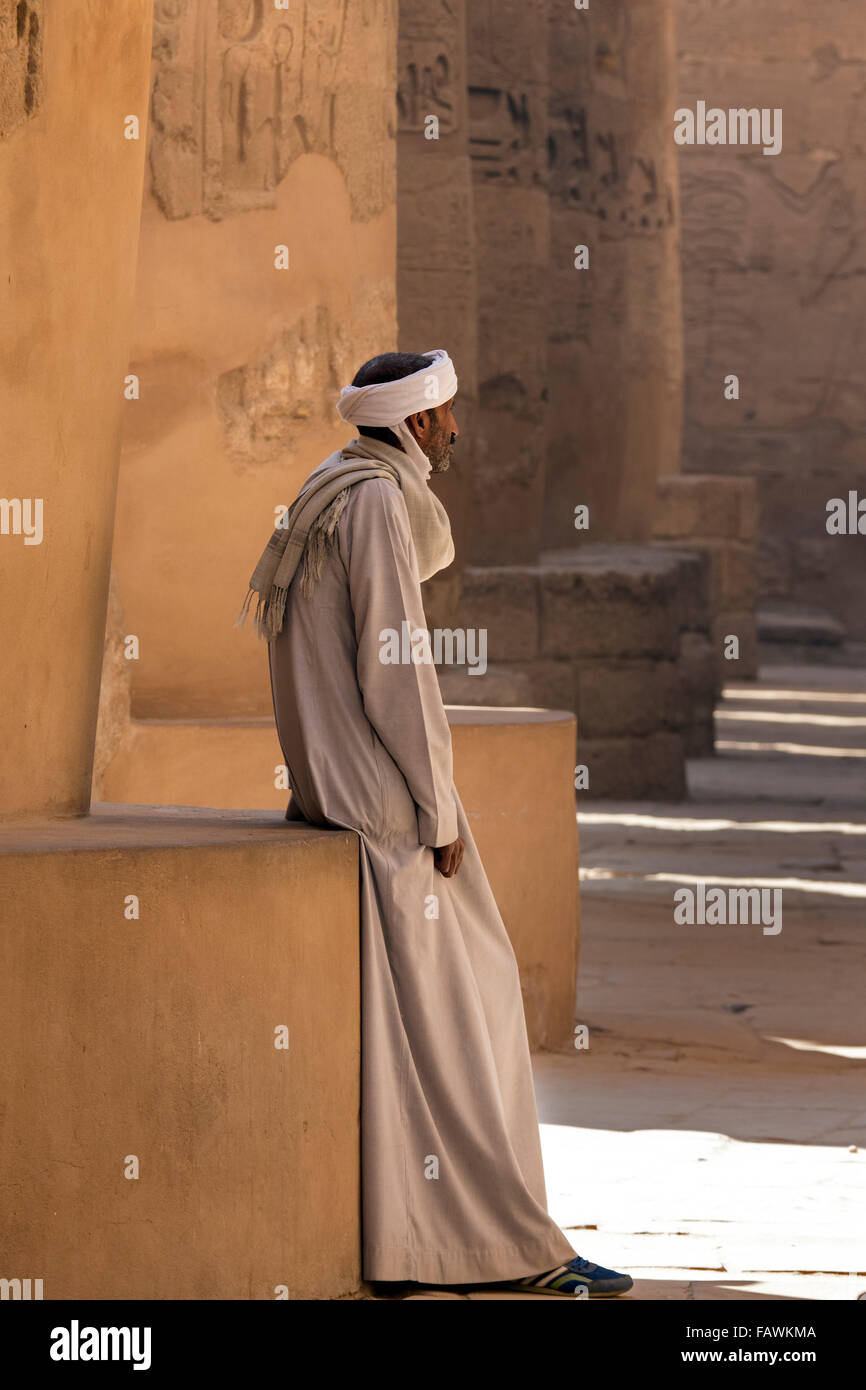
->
[502,1254,633,1298]
[565,1254,634,1297]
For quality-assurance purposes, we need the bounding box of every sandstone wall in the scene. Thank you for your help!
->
[113,0,398,719]
[0,0,154,818]
[677,0,866,638]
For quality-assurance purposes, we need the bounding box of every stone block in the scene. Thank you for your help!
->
[576,660,685,739]
[654,546,714,633]
[678,631,719,756]
[504,661,579,715]
[0,806,361,1300]
[458,566,540,663]
[579,733,687,801]
[684,538,757,612]
[654,474,759,542]
[538,546,684,661]
[437,664,534,707]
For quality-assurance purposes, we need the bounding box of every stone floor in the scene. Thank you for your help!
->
[398,665,866,1300]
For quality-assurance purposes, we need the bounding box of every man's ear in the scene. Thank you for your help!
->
[407,410,427,439]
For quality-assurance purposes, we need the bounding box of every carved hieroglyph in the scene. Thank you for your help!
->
[0,0,42,140]
[150,0,393,220]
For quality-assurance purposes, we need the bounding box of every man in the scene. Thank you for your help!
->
[241,349,632,1297]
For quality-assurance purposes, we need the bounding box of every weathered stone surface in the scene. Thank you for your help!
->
[398,0,476,629]
[113,0,397,719]
[465,0,550,563]
[458,565,539,663]
[758,604,845,647]
[0,0,153,818]
[436,665,533,708]
[654,474,758,543]
[682,537,757,611]
[579,732,687,801]
[576,659,685,739]
[539,546,687,661]
[543,0,683,549]
[92,572,133,804]
[677,0,866,639]
[0,0,42,140]
[677,630,719,757]
[0,807,361,1298]
[503,661,578,716]
[150,0,393,223]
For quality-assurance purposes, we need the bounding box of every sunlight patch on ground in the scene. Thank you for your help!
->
[717,740,866,758]
[578,868,866,899]
[717,709,866,728]
[578,811,866,836]
[765,1037,866,1061]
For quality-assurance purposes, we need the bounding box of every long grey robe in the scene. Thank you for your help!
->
[268,474,576,1284]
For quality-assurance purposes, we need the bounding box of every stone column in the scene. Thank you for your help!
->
[0,0,154,819]
[397,0,477,627]
[544,0,684,549]
[112,0,398,720]
[465,0,550,565]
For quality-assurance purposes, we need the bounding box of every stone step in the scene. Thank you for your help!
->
[758,604,845,648]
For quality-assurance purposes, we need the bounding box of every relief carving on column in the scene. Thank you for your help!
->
[0,0,43,140]
[149,0,359,220]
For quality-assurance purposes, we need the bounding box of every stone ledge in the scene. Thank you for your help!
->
[0,804,360,1300]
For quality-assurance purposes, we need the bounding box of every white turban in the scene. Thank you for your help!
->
[336,349,458,429]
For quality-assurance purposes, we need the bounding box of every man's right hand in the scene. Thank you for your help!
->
[434,836,464,878]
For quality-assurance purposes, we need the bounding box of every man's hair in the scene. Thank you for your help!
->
[351,351,433,448]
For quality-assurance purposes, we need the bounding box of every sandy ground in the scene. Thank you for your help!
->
[400,664,866,1300]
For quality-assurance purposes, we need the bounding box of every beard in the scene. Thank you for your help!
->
[426,420,454,473]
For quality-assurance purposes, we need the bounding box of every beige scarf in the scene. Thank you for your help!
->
[237,436,455,640]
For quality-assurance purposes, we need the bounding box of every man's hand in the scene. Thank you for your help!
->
[434,836,464,878]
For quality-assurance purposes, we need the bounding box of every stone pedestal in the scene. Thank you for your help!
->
[454,544,715,798]
[0,806,360,1299]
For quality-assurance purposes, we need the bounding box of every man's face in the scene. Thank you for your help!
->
[408,396,459,473]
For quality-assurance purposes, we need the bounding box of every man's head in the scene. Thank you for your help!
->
[350,351,459,473]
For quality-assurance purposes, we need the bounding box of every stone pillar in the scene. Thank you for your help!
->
[465,0,550,565]
[544,0,683,549]
[0,0,154,819]
[112,0,398,720]
[397,0,477,627]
